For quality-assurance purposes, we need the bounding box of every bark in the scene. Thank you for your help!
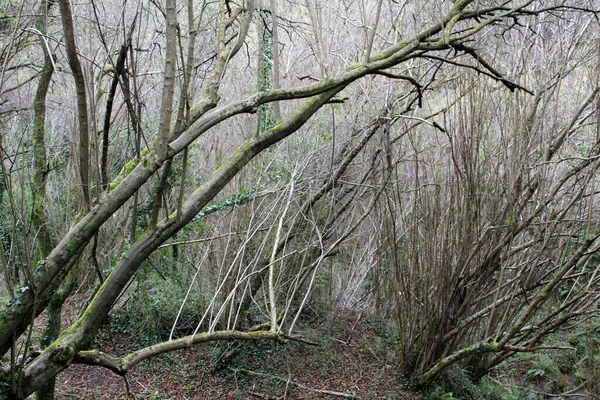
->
[31,0,55,259]
[148,0,178,229]
[148,159,172,231]
[255,13,266,137]
[30,3,60,399]
[417,340,501,387]
[174,0,200,221]
[364,0,383,62]
[269,0,281,122]
[304,0,328,77]
[35,278,73,400]
[150,0,208,229]
[155,0,177,163]
[58,0,90,209]
[73,330,283,375]
[100,18,137,189]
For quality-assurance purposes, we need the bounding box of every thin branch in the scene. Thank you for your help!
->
[232,368,360,399]
[75,330,285,375]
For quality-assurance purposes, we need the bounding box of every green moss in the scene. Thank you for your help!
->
[66,239,79,253]
[115,156,140,178]
[210,141,252,177]
[54,291,101,345]
[188,186,257,224]
[428,365,508,400]
[109,147,151,190]
[53,345,75,364]
[368,39,411,62]
[0,371,11,383]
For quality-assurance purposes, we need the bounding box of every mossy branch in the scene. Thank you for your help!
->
[417,341,500,386]
[74,330,283,375]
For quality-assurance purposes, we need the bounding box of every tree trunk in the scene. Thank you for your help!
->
[58,0,90,210]
[149,0,178,230]
[30,2,61,399]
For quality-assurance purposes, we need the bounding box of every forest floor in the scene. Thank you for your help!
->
[52,310,416,400]
[23,297,593,399]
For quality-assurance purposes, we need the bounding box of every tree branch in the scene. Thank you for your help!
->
[74,330,283,375]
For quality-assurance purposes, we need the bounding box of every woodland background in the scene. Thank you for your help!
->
[2,0,600,398]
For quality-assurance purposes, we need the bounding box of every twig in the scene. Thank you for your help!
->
[350,313,362,334]
[284,334,320,346]
[532,384,586,398]
[503,345,577,352]
[248,391,280,399]
[233,368,360,399]
[331,337,352,346]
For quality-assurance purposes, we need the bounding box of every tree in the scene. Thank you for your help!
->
[0,0,599,398]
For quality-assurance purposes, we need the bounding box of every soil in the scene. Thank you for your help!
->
[52,311,417,399]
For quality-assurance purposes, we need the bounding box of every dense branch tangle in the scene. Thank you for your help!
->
[0,0,599,398]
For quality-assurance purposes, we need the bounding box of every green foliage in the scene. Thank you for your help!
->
[525,368,545,379]
[0,186,31,275]
[257,11,274,133]
[570,321,600,386]
[524,354,561,386]
[135,198,153,231]
[110,263,205,347]
[554,348,577,375]
[429,365,508,400]
[365,316,399,341]
[226,340,280,370]
[0,221,10,260]
[428,388,455,400]
[477,377,517,400]
[191,188,257,223]
[567,331,585,353]
[491,326,595,397]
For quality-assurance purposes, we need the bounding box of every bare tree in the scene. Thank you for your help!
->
[0,1,599,398]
